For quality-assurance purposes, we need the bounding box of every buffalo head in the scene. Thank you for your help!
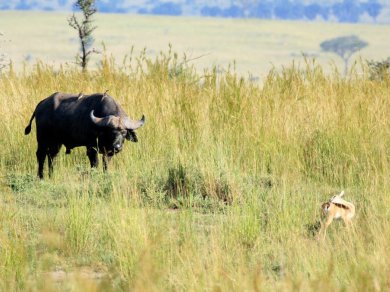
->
[90,110,145,156]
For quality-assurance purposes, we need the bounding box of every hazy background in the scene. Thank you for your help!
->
[1,0,390,24]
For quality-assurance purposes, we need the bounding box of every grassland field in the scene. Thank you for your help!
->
[1,10,390,291]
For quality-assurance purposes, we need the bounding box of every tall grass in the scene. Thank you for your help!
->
[1,50,390,290]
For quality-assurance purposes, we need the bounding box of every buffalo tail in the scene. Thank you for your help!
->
[24,111,36,135]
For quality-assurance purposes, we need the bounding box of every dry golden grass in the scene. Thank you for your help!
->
[1,48,390,291]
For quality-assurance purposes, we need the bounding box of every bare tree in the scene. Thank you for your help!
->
[320,35,368,76]
[68,0,97,71]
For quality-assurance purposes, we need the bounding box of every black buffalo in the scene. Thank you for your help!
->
[25,91,145,178]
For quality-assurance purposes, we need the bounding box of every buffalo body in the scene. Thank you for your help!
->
[25,92,145,178]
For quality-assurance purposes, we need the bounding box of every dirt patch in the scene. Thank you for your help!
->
[45,266,107,282]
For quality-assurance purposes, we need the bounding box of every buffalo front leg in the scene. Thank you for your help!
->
[87,147,99,168]
[102,155,112,172]
[36,147,47,179]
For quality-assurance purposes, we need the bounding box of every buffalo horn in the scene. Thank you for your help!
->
[123,115,145,130]
[90,110,111,127]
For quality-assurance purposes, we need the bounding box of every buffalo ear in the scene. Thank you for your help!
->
[126,129,138,142]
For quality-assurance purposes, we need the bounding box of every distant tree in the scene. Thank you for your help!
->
[320,35,368,75]
[238,0,258,17]
[200,6,222,17]
[332,0,362,23]
[361,0,382,22]
[302,3,331,21]
[274,1,290,19]
[0,3,10,9]
[318,5,330,20]
[15,0,31,10]
[274,0,304,20]
[304,3,322,20]
[68,0,97,72]
[222,5,244,18]
[43,6,55,11]
[96,0,127,13]
[250,2,273,19]
[151,2,182,16]
[138,8,149,14]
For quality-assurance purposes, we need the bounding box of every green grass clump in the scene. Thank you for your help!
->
[1,50,390,290]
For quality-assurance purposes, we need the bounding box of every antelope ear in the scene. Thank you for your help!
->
[126,129,138,142]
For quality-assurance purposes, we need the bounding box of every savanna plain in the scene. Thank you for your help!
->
[1,11,390,292]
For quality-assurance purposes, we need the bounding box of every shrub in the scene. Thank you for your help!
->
[367,57,390,81]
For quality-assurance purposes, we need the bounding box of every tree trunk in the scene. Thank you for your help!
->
[343,57,349,76]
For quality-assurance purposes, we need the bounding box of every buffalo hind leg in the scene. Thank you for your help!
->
[87,147,99,168]
[36,147,47,179]
[47,145,61,178]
